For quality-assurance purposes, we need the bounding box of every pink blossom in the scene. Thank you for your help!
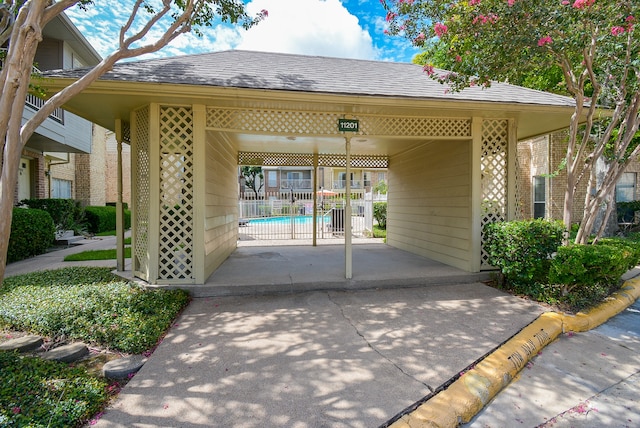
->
[561,0,570,4]
[455,55,462,62]
[423,64,435,76]
[386,11,397,22]
[12,407,21,415]
[507,0,516,6]
[537,36,553,47]
[260,9,268,18]
[434,22,448,37]
[414,32,426,44]
[572,0,595,9]
[611,26,625,36]
[470,0,481,5]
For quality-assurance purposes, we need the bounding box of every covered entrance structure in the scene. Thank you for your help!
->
[44,50,577,286]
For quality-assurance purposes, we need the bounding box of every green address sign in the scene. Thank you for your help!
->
[338,118,359,132]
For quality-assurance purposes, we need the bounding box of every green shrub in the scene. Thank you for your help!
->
[617,200,640,223]
[549,243,636,297]
[0,267,189,354]
[8,208,55,263]
[373,202,387,229]
[0,352,108,427]
[483,219,565,287]
[20,198,85,234]
[84,206,131,234]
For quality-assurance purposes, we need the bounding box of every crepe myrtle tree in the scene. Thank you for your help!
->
[0,0,266,285]
[382,0,640,244]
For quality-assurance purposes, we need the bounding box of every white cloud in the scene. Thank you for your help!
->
[239,0,378,60]
[65,0,385,61]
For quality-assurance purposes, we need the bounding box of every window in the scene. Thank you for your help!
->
[268,171,277,187]
[533,176,546,219]
[52,178,72,199]
[363,172,371,187]
[616,172,636,202]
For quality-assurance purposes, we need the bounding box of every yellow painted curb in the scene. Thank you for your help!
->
[390,278,640,428]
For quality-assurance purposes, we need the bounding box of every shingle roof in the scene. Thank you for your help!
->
[44,50,575,107]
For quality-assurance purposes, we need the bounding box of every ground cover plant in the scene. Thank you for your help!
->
[0,351,108,427]
[0,266,190,426]
[0,267,189,353]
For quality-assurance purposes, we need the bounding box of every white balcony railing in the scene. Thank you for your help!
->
[26,93,64,124]
[333,180,363,189]
[281,178,312,189]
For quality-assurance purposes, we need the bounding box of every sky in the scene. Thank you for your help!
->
[66,0,421,64]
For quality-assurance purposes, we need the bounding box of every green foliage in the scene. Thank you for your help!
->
[548,242,638,310]
[617,200,640,223]
[0,352,108,427]
[19,198,85,234]
[8,208,55,263]
[483,219,565,286]
[84,206,131,234]
[372,225,387,240]
[373,180,388,195]
[240,166,264,198]
[0,267,190,354]
[373,202,387,229]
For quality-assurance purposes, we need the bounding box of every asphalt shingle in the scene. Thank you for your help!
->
[44,50,575,107]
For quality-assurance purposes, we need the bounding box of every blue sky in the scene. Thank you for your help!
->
[66,0,420,63]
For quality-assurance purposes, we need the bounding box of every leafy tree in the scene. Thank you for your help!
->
[0,1,266,285]
[382,0,640,244]
[240,166,264,199]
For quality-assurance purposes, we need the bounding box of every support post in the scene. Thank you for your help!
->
[115,119,125,272]
[313,153,318,247]
[345,137,352,279]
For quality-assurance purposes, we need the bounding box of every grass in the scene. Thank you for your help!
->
[373,225,387,239]
[0,266,190,427]
[64,247,132,261]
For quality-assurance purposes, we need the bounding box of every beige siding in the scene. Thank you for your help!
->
[203,131,239,280]
[387,140,472,271]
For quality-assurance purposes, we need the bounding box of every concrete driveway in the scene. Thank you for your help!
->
[95,283,545,427]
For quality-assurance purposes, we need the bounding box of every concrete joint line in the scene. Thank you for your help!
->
[325,293,433,392]
[388,279,640,428]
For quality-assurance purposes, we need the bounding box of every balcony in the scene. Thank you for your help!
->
[25,93,64,124]
[333,180,363,189]
[281,178,312,190]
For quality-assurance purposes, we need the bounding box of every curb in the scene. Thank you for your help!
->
[389,278,640,428]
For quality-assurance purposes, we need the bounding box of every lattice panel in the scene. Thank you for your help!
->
[480,119,509,268]
[121,121,131,144]
[158,106,194,281]
[133,107,150,279]
[359,116,471,137]
[238,152,314,167]
[208,109,339,135]
[238,152,389,168]
[208,107,472,138]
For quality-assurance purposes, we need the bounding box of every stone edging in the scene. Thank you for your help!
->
[389,278,640,428]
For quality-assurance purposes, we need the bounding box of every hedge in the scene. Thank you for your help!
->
[8,208,55,262]
[84,206,131,234]
[19,198,83,232]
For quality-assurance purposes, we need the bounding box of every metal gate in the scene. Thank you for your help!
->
[238,191,368,241]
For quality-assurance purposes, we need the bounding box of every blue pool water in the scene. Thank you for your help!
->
[246,215,325,225]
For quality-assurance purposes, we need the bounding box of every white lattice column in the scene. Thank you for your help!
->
[131,106,151,281]
[480,119,509,270]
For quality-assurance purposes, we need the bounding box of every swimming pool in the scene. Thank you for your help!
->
[245,215,327,225]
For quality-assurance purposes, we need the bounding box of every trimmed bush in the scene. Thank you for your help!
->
[373,202,387,229]
[8,208,55,263]
[84,206,131,234]
[19,198,85,233]
[550,243,638,295]
[483,219,565,286]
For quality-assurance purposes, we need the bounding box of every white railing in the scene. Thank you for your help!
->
[25,93,64,124]
[238,192,368,240]
[280,178,312,189]
[333,180,363,189]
